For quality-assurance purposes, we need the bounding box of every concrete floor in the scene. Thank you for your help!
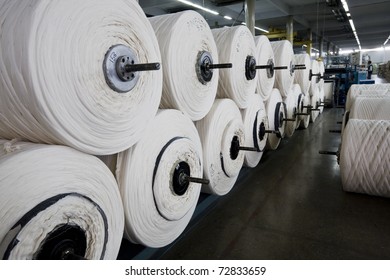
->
[160,108,390,260]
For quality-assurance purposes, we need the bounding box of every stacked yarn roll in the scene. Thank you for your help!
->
[339,84,390,198]
[254,35,275,101]
[212,26,257,109]
[0,140,124,260]
[116,109,203,247]
[149,11,218,121]
[293,54,311,95]
[271,40,295,98]
[0,0,162,155]
[196,99,245,195]
[340,120,390,197]
[241,93,269,167]
[283,86,299,138]
[265,88,286,150]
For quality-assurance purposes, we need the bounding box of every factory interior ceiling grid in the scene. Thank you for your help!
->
[139,0,390,51]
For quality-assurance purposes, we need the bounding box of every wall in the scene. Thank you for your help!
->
[364,48,390,64]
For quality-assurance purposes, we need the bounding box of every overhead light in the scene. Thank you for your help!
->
[340,0,349,12]
[177,0,219,15]
[242,22,269,33]
[349,19,355,31]
[341,0,361,49]
[384,35,390,45]
[224,15,232,20]
[254,26,269,33]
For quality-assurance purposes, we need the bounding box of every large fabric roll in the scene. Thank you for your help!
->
[270,40,295,98]
[292,84,305,129]
[241,93,269,168]
[349,97,390,120]
[149,11,218,121]
[318,61,325,114]
[293,54,311,95]
[310,91,320,123]
[318,60,325,93]
[254,35,275,101]
[323,81,334,105]
[345,84,390,111]
[309,60,320,97]
[340,119,390,197]
[283,87,298,138]
[299,93,311,129]
[116,109,202,248]
[196,99,245,195]
[0,0,162,155]
[341,110,350,138]
[265,89,286,150]
[212,26,257,109]
[0,140,124,259]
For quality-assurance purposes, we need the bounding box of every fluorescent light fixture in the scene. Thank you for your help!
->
[224,15,232,20]
[241,22,269,33]
[254,26,269,33]
[349,19,355,31]
[341,0,349,12]
[177,0,219,15]
[341,0,361,49]
[384,35,390,45]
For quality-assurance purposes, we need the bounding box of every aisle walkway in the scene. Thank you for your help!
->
[161,108,390,259]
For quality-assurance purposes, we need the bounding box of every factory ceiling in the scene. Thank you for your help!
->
[139,0,390,51]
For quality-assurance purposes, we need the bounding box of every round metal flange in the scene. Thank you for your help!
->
[103,44,140,93]
[266,59,275,79]
[298,93,304,113]
[245,55,257,80]
[230,136,240,160]
[172,161,191,196]
[196,51,214,85]
[35,224,87,260]
[290,61,294,76]
[259,122,266,141]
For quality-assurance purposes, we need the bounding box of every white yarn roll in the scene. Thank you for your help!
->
[309,60,320,97]
[196,99,245,195]
[318,61,325,92]
[254,35,275,101]
[212,26,257,109]
[341,110,350,139]
[318,86,325,114]
[283,87,298,138]
[241,93,269,168]
[116,109,202,248]
[345,84,390,111]
[149,11,218,121]
[265,89,286,150]
[293,54,311,94]
[292,84,304,129]
[0,140,124,259]
[270,40,295,98]
[340,119,390,197]
[299,93,311,129]
[0,0,162,155]
[310,90,320,122]
[324,82,334,104]
[318,61,325,114]
[349,97,390,120]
